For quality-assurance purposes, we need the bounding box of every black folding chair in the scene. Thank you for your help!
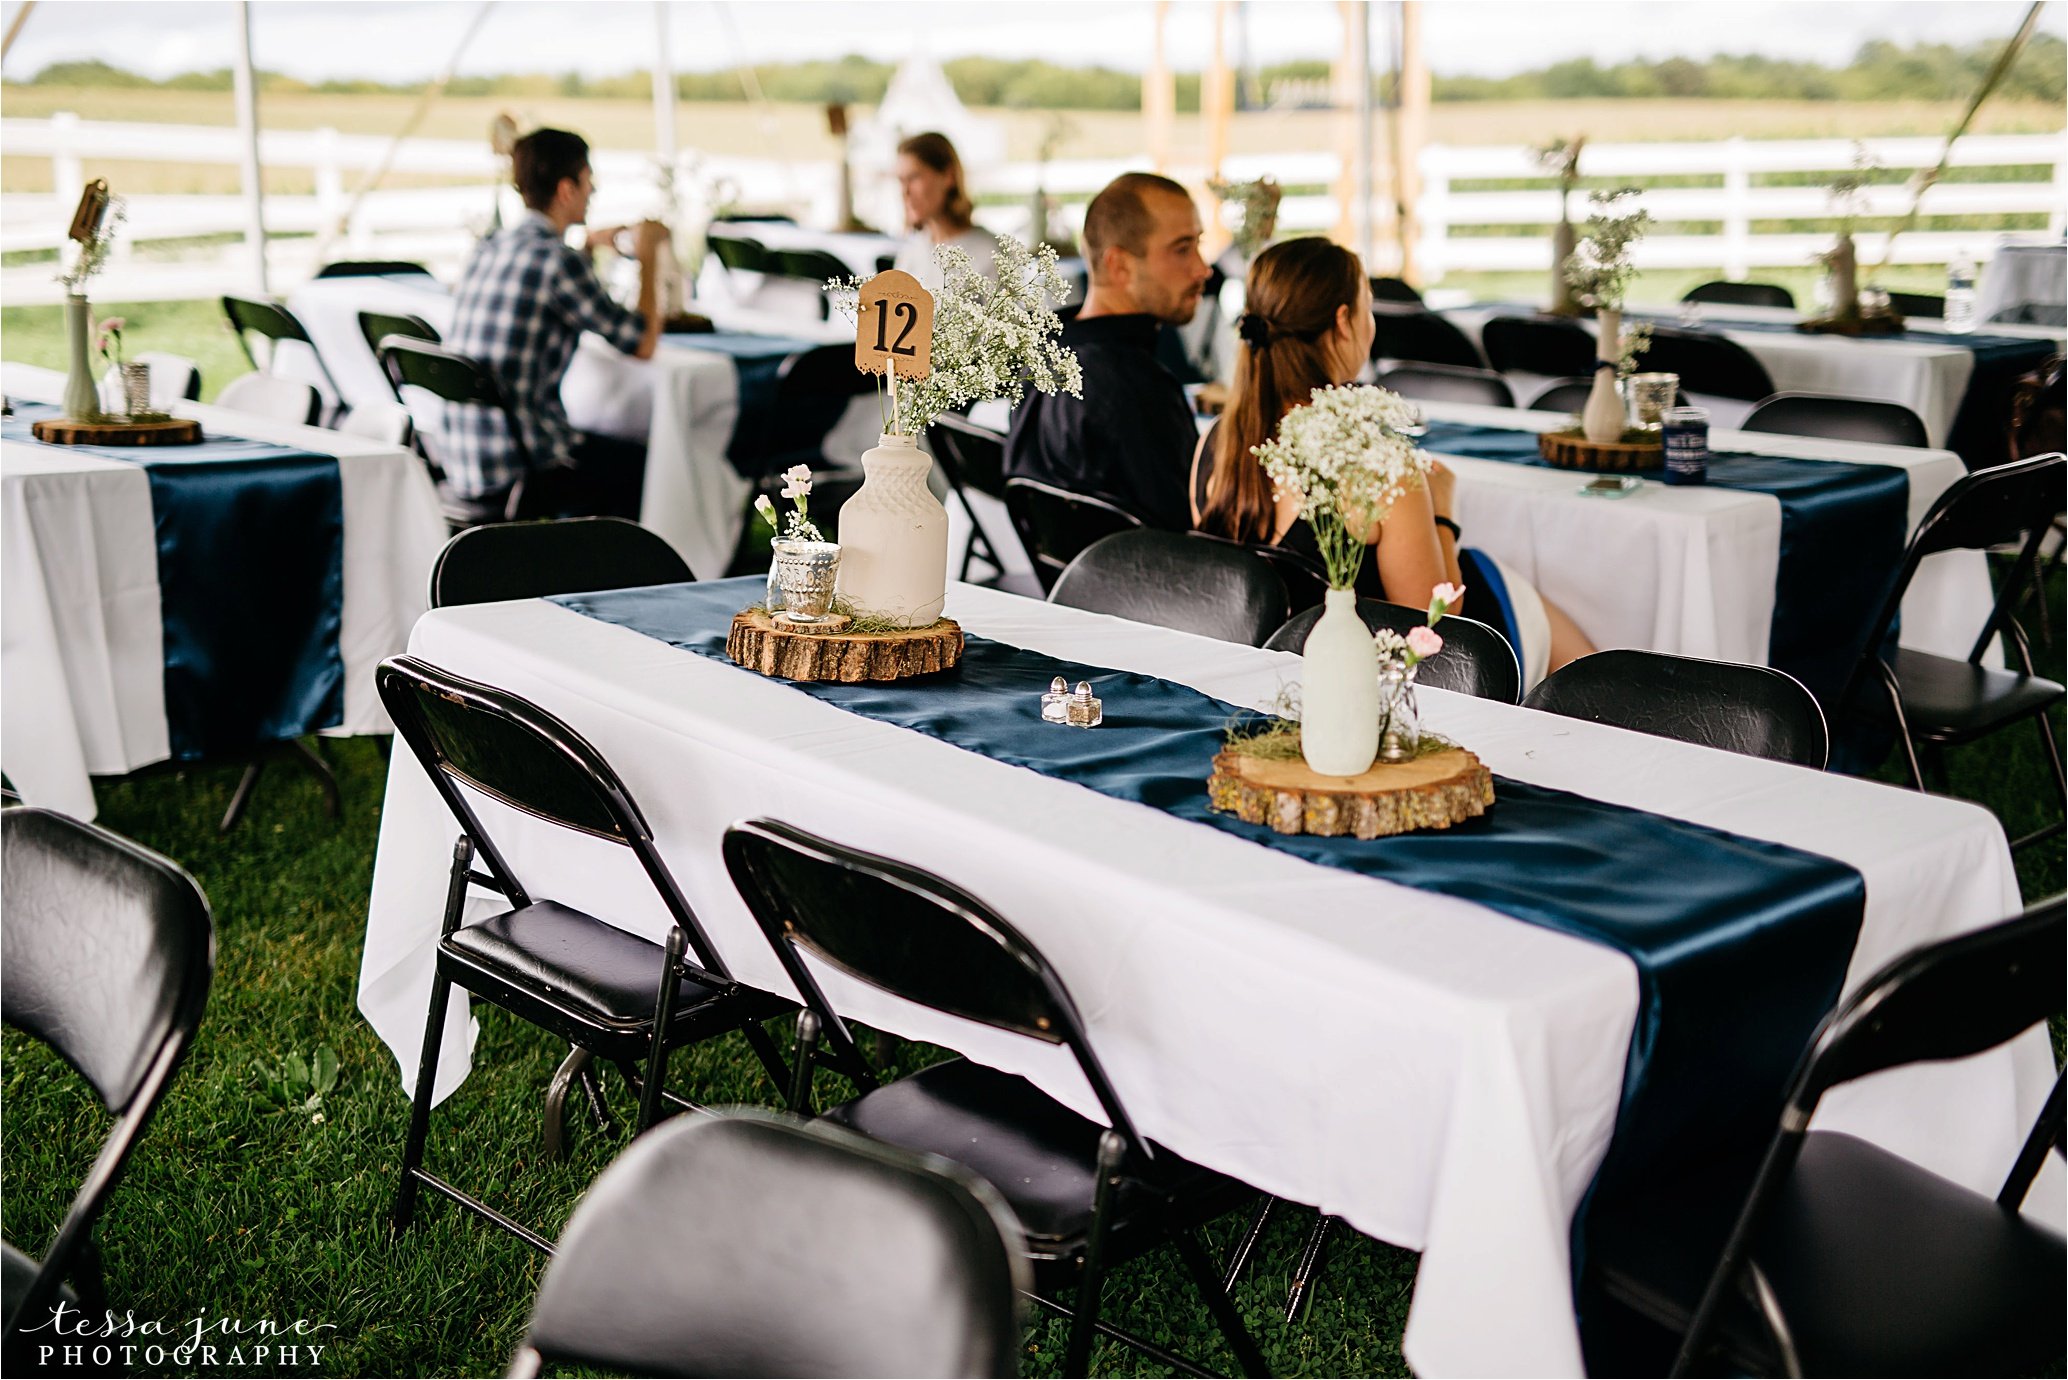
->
[429,517,694,608]
[928,412,1016,584]
[376,657,795,1251]
[223,294,345,417]
[722,819,1272,1379]
[2,810,213,1368]
[706,233,769,275]
[1525,649,1828,768]
[1004,477,1146,594]
[1587,896,2065,1378]
[1742,393,1929,449]
[1528,376,1597,413]
[1837,452,2066,847]
[357,311,441,379]
[1641,327,1776,403]
[317,259,431,279]
[379,336,532,523]
[768,248,855,319]
[1049,530,1289,647]
[1885,290,1944,319]
[1191,533,1331,618]
[507,1111,1028,1378]
[1682,280,1795,311]
[1269,598,1522,704]
[1482,314,1598,378]
[1377,363,1516,408]
[1369,305,1485,370]
[1368,275,1424,305]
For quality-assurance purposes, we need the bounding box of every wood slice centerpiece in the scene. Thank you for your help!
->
[1797,311,1907,336]
[1538,426,1662,472]
[30,415,203,446]
[1209,746,1494,839]
[727,607,963,682]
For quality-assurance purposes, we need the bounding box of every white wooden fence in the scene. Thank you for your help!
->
[3,113,2061,303]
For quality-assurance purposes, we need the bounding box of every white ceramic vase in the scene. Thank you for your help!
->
[833,431,949,627]
[1581,306,1625,444]
[1300,589,1380,777]
[62,294,99,421]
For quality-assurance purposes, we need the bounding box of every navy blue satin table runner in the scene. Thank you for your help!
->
[1418,419,1909,719]
[548,575,1866,1298]
[5,404,344,759]
[660,332,854,477]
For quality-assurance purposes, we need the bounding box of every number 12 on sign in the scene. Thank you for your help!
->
[852,269,934,383]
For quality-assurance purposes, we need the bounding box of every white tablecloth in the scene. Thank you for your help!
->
[1,362,448,820]
[285,277,876,578]
[357,585,2056,1377]
[1442,303,2065,447]
[1978,242,2067,323]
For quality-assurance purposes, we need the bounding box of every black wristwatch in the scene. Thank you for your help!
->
[1434,516,1461,540]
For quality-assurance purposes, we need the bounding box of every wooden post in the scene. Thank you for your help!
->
[1330,2,1359,248]
[1202,0,1236,258]
[1145,0,1175,174]
[231,1,269,295]
[1394,0,1429,285]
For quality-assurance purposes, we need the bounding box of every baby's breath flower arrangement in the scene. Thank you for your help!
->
[1563,187,1649,313]
[826,234,1082,437]
[1251,384,1430,591]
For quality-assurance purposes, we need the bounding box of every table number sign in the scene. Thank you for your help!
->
[852,268,934,383]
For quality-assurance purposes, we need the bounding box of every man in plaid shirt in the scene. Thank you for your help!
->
[440,128,667,521]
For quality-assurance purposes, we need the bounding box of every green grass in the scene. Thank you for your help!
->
[2,298,254,404]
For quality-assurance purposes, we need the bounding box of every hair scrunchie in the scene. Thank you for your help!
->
[1236,313,1272,347]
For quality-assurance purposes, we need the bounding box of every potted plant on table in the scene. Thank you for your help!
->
[1251,384,1430,776]
[1563,187,1651,443]
[56,184,125,422]
[824,236,1082,628]
[1534,136,1586,317]
[755,467,838,624]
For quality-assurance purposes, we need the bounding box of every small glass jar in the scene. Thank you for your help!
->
[771,539,841,623]
[1376,662,1420,763]
[1624,372,1680,431]
[1662,406,1711,487]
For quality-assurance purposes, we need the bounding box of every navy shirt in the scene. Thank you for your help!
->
[1003,309,1198,532]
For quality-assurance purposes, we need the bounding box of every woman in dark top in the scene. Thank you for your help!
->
[1188,238,1594,685]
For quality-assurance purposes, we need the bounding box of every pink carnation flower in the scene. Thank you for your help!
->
[1429,582,1465,618]
[1406,626,1444,660]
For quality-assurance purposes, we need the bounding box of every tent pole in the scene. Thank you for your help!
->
[1395,0,1428,284]
[2,1,38,64]
[1355,0,1374,267]
[652,1,678,190]
[232,0,268,294]
[1145,0,1174,173]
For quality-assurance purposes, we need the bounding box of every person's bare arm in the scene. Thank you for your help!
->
[630,220,669,361]
[1370,463,1463,610]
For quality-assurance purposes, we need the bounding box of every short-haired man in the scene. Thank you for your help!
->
[440,127,669,522]
[1004,172,1210,531]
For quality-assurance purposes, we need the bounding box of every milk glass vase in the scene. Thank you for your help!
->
[1301,589,1381,776]
[833,432,949,627]
[62,294,99,421]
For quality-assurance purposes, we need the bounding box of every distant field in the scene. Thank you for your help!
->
[3,84,2064,195]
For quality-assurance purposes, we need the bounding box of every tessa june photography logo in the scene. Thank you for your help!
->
[18,1301,338,1371]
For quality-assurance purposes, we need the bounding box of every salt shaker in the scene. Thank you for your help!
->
[1040,676,1071,723]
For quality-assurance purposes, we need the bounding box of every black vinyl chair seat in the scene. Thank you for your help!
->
[442,901,786,1053]
[820,1058,1236,1248]
[1267,599,1522,704]
[1594,1131,2065,1379]
[1049,530,1289,646]
[1878,646,2064,743]
[1525,649,1828,767]
[1528,377,1597,414]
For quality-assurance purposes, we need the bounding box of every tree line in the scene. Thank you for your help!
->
[15,36,2063,109]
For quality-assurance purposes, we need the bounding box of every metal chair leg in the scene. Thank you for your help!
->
[544,1045,595,1162]
[1285,1214,1336,1324]
[741,1020,793,1103]
[1223,1196,1278,1291]
[220,738,342,833]
[288,737,342,818]
[1064,1131,1126,1377]
[393,969,453,1231]
[1176,1229,1274,1377]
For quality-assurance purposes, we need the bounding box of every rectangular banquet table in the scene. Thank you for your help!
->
[357,581,2057,1377]
[968,395,1994,682]
[1,362,449,821]
[1440,301,2064,458]
[286,274,879,577]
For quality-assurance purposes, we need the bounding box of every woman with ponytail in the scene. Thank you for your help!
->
[1190,238,1592,686]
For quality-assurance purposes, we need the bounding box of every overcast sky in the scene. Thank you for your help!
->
[1,0,2059,83]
